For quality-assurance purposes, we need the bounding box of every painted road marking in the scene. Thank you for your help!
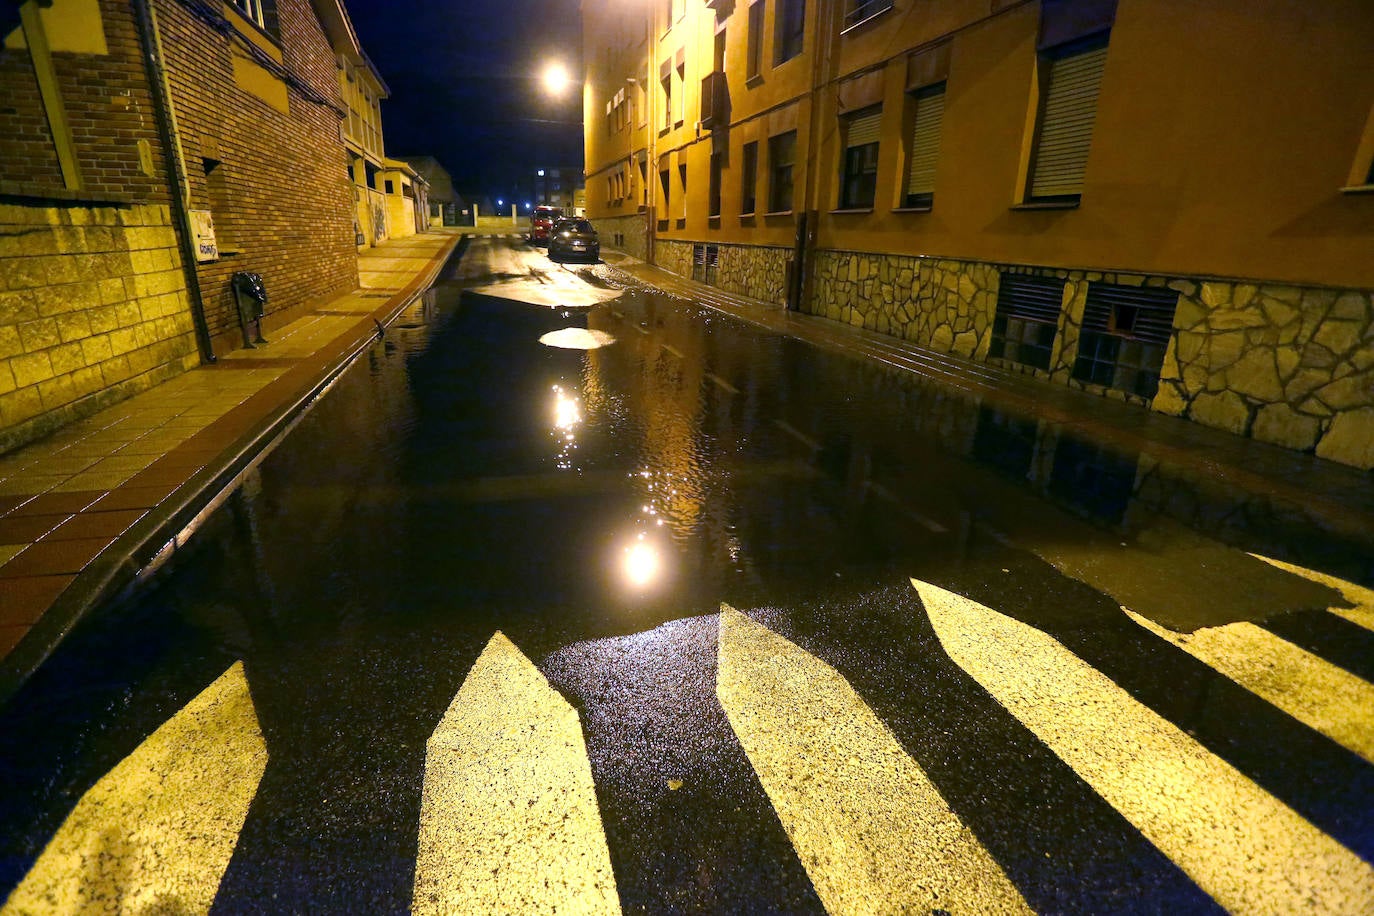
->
[867,481,949,534]
[661,343,685,359]
[1250,553,1374,633]
[914,578,1374,915]
[413,632,620,916]
[771,419,820,452]
[706,372,739,394]
[2,663,267,916]
[1125,609,1374,765]
[716,605,1031,916]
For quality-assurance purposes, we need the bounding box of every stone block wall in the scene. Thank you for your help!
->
[805,249,1374,471]
[653,239,792,307]
[0,201,199,454]
[590,213,648,261]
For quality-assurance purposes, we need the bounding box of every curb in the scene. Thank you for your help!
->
[0,235,464,706]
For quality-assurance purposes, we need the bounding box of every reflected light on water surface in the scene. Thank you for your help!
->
[622,535,662,589]
[540,328,617,350]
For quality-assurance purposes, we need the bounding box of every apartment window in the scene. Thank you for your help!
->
[1071,283,1179,398]
[843,0,892,31]
[230,0,266,28]
[988,274,1065,371]
[746,1,764,81]
[675,59,686,125]
[709,152,723,217]
[1027,34,1109,203]
[660,168,671,213]
[661,70,673,130]
[775,0,805,65]
[904,83,945,208]
[385,179,395,194]
[740,140,758,214]
[677,163,688,219]
[838,105,881,209]
[767,130,797,212]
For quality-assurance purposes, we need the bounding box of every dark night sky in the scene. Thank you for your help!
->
[344,0,584,200]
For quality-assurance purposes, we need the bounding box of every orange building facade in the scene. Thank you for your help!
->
[582,0,1374,469]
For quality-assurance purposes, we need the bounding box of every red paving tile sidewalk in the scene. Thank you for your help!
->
[0,231,463,700]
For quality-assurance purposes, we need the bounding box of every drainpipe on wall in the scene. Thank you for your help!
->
[132,0,216,364]
[794,0,840,312]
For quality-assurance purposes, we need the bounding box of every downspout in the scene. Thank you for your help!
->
[132,0,217,363]
[795,0,840,312]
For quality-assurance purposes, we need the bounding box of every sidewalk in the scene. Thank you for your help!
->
[0,230,463,701]
[602,251,1374,546]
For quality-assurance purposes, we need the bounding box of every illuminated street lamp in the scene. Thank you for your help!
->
[542,61,571,96]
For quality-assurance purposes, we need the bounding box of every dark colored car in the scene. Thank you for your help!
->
[548,218,601,263]
[528,205,563,245]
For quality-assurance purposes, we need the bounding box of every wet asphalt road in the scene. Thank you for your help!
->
[2,237,1372,913]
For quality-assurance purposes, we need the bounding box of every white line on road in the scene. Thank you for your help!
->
[914,577,1374,916]
[1249,553,1374,633]
[3,663,267,916]
[716,605,1031,916]
[706,373,738,394]
[413,632,620,916]
[1125,608,1374,765]
[771,419,820,452]
[661,343,685,359]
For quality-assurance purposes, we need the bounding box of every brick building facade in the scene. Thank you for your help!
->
[1,0,367,453]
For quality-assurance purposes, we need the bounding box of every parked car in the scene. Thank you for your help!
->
[548,218,601,263]
[528,205,563,245]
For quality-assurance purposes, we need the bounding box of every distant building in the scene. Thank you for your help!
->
[581,0,1374,470]
[533,166,583,215]
[0,0,370,452]
[401,156,459,227]
[380,158,426,238]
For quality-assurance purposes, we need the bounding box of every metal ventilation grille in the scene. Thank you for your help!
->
[1072,282,1179,398]
[1080,283,1178,345]
[989,274,1065,370]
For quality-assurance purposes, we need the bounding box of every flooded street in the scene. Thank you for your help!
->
[3,238,1371,913]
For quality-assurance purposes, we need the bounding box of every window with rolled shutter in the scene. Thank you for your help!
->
[905,83,945,208]
[839,105,881,209]
[1028,34,1109,202]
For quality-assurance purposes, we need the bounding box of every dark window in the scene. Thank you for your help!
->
[843,0,892,30]
[385,179,395,194]
[746,1,764,80]
[709,152,723,217]
[660,168,671,212]
[677,163,687,219]
[775,0,805,65]
[1071,283,1179,398]
[768,130,797,212]
[839,105,880,209]
[741,140,758,214]
[904,83,945,208]
[661,72,672,129]
[988,273,1064,371]
[1027,33,1109,203]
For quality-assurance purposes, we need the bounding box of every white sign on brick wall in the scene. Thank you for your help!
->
[190,209,218,262]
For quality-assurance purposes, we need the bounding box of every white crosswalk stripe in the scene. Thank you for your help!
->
[2,663,266,916]
[413,632,620,915]
[1125,607,1374,764]
[716,605,1031,915]
[7,575,1374,914]
[913,576,1374,915]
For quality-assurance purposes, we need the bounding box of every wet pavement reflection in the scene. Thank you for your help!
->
[2,242,1371,911]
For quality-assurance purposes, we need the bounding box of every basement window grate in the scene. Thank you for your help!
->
[1071,283,1179,398]
[692,243,720,285]
[988,273,1065,371]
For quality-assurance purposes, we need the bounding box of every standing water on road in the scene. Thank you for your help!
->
[3,239,1371,914]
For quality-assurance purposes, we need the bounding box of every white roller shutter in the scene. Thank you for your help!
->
[845,106,882,148]
[1029,42,1108,199]
[906,86,945,197]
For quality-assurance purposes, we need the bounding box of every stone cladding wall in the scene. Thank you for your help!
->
[806,249,1374,471]
[653,239,792,307]
[590,214,648,261]
[0,201,199,454]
